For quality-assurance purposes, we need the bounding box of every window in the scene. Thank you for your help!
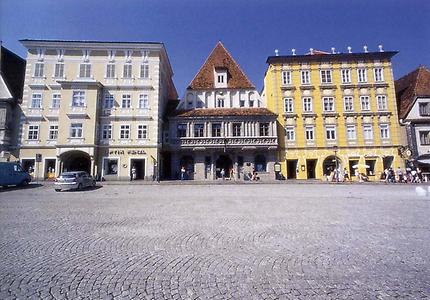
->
[28,125,39,140]
[249,99,254,107]
[121,94,131,108]
[343,96,354,111]
[31,93,42,108]
[104,94,114,109]
[374,68,384,82]
[377,95,388,111]
[239,99,245,107]
[320,70,332,84]
[284,98,294,113]
[259,123,270,136]
[120,125,130,139]
[217,74,225,84]
[301,70,311,84]
[305,126,314,141]
[285,126,295,141]
[419,102,430,116]
[102,124,112,139]
[254,155,267,172]
[70,123,83,138]
[106,64,115,78]
[365,159,376,176]
[341,69,351,83]
[360,96,370,111]
[212,123,221,137]
[34,63,44,77]
[72,91,86,107]
[51,93,61,108]
[325,125,336,140]
[79,63,91,78]
[194,124,204,137]
[232,123,241,137]
[217,98,224,108]
[419,131,430,145]
[323,97,335,112]
[140,63,149,78]
[54,63,64,78]
[123,64,132,78]
[282,70,292,85]
[363,124,373,140]
[380,124,390,139]
[177,124,187,137]
[357,68,367,83]
[137,124,148,139]
[346,125,356,140]
[48,125,58,140]
[104,159,118,175]
[303,97,313,112]
[139,94,149,109]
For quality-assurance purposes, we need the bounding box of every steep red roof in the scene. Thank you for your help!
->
[395,66,430,119]
[172,108,276,118]
[187,42,255,90]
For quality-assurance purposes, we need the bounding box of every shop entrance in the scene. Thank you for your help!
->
[286,159,298,179]
[306,159,317,179]
[179,155,194,180]
[21,159,35,174]
[130,159,145,180]
[323,156,342,180]
[216,155,233,179]
[60,151,91,173]
[44,159,56,179]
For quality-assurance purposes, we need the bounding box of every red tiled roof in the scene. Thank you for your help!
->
[187,42,255,90]
[395,66,430,119]
[172,108,276,118]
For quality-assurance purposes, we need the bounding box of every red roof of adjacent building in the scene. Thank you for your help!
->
[395,66,430,119]
[187,41,255,90]
[172,108,276,118]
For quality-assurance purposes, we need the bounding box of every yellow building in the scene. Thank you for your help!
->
[18,39,177,180]
[263,47,404,181]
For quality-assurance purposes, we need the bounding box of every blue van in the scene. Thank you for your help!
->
[0,162,32,187]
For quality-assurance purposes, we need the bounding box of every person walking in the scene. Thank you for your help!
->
[180,166,186,180]
[220,168,225,180]
[131,165,136,181]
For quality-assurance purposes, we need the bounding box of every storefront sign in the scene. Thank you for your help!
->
[109,149,146,155]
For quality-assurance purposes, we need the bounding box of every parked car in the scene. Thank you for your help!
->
[54,171,96,192]
[0,162,32,188]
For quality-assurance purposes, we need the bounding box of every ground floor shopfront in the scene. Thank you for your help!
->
[281,146,404,181]
[169,150,277,181]
[18,145,159,181]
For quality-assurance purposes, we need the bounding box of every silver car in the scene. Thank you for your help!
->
[54,171,96,192]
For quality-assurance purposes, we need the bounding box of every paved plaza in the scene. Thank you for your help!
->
[0,183,429,299]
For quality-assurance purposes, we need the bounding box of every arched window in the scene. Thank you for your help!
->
[254,155,267,172]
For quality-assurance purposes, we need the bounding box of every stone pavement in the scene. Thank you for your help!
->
[0,183,429,299]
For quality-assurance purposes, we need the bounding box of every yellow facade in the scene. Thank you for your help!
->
[264,50,404,180]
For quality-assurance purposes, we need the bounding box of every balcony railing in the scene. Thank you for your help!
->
[171,136,278,148]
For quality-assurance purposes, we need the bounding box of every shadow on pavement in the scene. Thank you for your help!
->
[0,183,44,193]
[55,185,103,193]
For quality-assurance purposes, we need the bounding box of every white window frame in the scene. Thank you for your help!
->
[360,96,370,111]
[285,126,295,141]
[281,70,292,85]
[341,69,351,83]
[101,124,112,140]
[106,64,116,78]
[320,69,332,84]
[303,97,313,112]
[323,97,335,112]
[72,91,86,107]
[123,63,133,79]
[140,63,149,78]
[27,125,39,140]
[121,94,131,108]
[137,124,148,139]
[373,68,384,82]
[31,93,42,108]
[79,63,92,78]
[48,125,58,140]
[120,124,130,139]
[346,125,357,140]
[357,68,367,83]
[380,124,390,139]
[284,98,294,113]
[139,94,149,109]
[363,124,373,140]
[34,62,44,77]
[70,123,83,138]
[343,96,354,112]
[51,93,61,108]
[217,98,225,108]
[325,125,337,140]
[301,70,311,84]
[104,94,114,109]
[377,95,388,111]
[54,63,64,78]
[305,126,315,141]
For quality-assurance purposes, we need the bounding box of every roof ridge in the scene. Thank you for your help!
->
[186,43,221,89]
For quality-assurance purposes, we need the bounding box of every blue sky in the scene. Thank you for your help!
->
[1,0,429,95]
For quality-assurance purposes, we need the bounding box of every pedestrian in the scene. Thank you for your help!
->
[220,168,225,180]
[131,165,136,181]
[229,168,235,181]
[343,168,349,182]
[180,166,186,180]
[396,167,403,183]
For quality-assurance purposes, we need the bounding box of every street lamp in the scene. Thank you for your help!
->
[333,145,339,182]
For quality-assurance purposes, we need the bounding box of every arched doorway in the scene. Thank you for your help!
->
[60,151,91,174]
[179,155,194,180]
[322,155,342,180]
[216,155,233,179]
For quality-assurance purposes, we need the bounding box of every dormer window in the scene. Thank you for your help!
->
[214,68,227,88]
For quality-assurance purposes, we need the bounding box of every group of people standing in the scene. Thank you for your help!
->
[381,167,426,183]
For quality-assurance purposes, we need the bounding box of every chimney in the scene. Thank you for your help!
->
[363,45,368,53]
[274,49,279,56]
[331,47,336,54]
[291,49,296,56]
[309,48,314,55]
[347,46,352,54]
[378,44,384,52]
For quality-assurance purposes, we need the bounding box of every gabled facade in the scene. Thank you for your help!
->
[263,48,404,180]
[19,39,177,180]
[0,45,25,161]
[396,66,430,171]
[165,42,278,180]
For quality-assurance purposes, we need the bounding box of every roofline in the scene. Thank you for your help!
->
[1,45,25,62]
[266,51,398,64]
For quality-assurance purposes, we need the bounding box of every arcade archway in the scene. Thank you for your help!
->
[60,151,91,173]
[322,155,342,176]
[216,154,233,179]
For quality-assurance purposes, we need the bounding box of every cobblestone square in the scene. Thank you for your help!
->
[0,183,429,299]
